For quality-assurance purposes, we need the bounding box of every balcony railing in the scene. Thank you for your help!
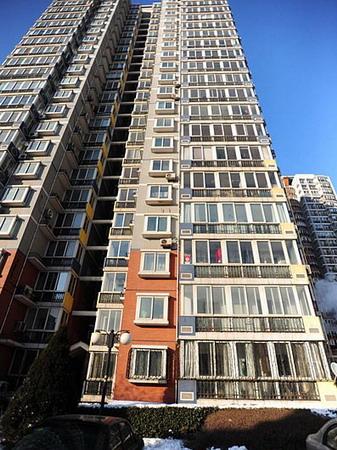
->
[54,227,81,237]
[104,257,129,268]
[109,227,133,236]
[189,136,260,143]
[193,223,280,235]
[98,292,124,304]
[16,330,53,344]
[114,201,136,209]
[195,316,305,333]
[82,380,112,396]
[42,257,81,273]
[192,188,271,198]
[191,160,264,168]
[194,265,291,279]
[196,380,319,401]
[34,291,66,303]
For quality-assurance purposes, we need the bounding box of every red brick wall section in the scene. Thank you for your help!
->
[0,249,39,377]
[113,250,178,403]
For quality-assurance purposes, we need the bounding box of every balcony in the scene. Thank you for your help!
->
[114,200,136,209]
[82,380,112,396]
[109,227,133,237]
[16,330,53,344]
[191,188,271,198]
[194,265,291,279]
[14,285,37,307]
[193,223,280,235]
[196,380,319,401]
[195,316,305,333]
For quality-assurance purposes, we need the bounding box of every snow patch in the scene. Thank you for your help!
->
[311,409,337,419]
[227,447,248,450]
[143,438,190,449]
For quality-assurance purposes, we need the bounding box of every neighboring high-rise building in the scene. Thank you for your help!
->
[283,175,337,279]
[283,175,337,356]
[0,0,336,407]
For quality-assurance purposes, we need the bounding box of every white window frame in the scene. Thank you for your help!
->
[139,251,170,278]
[143,216,172,237]
[1,186,30,206]
[135,293,169,325]
[146,185,173,205]
[149,159,173,176]
[0,215,18,238]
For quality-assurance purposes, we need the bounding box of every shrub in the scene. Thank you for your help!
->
[1,327,80,444]
[77,405,218,438]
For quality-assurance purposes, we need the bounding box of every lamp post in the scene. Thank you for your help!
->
[91,329,131,413]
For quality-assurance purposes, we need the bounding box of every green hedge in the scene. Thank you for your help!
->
[77,406,218,438]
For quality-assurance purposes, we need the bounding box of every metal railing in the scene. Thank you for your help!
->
[109,227,133,236]
[191,160,264,168]
[98,292,124,304]
[34,291,66,303]
[192,188,271,198]
[195,316,305,333]
[189,136,260,142]
[42,257,81,273]
[194,265,291,279]
[104,257,129,268]
[197,380,319,401]
[82,380,112,396]
[114,201,136,209]
[193,223,280,235]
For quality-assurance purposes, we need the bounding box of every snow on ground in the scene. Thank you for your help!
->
[311,409,337,419]
[143,439,247,450]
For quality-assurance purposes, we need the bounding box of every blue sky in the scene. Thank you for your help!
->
[0,0,337,185]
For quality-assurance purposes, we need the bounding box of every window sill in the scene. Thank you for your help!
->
[134,319,169,327]
[128,378,167,385]
[142,231,172,238]
[138,271,171,279]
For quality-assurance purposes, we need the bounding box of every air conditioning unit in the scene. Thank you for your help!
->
[160,238,172,248]
[44,208,54,220]
[23,285,33,297]
[165,172,176,181]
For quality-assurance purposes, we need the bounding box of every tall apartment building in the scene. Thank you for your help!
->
[283,175,337,278]
[0,0,335,406]
[283,175,337,355]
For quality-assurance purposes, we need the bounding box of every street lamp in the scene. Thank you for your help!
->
[91,329,131,413]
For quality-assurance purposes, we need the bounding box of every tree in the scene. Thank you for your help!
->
[1,327,80,444]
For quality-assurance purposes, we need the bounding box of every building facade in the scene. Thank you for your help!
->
[283,175,337,356]
[0,0,336,406]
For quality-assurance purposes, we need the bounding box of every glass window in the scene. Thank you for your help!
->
[130,348,166,380]
[275,343,292,377]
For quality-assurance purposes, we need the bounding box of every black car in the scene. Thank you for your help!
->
[13,414,144,450]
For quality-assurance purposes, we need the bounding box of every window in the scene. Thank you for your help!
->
[195,240,222,264]
[35,271,71,292]
[231,287,262,315]
[129,347,167,382]
[152,137,174,150]
[96,309,122,332]
[107,241,130,259]
[46,240,77,258]
[155,101,175,113]
[140,252,170,277]
[101,272,126,292]
[144,216,171,236]
[113,213,133,228]
[197,342,232,377]
[154,118,174,129]
[227,241,254,264]
[149,159,173,175]
[0,216,18,238]
[14,162,41,178]
[88,352,116,379]
[25,307,59,331]
[135,294,169,325]
[275,343,292,377]
[1,186,30,206]
[265,286,299,315]
[147,185,172,204]
[26,140,51,154]
[257,241,286,264]
[196,286,226,314]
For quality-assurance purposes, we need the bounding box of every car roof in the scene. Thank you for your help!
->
[41,415,127,426]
